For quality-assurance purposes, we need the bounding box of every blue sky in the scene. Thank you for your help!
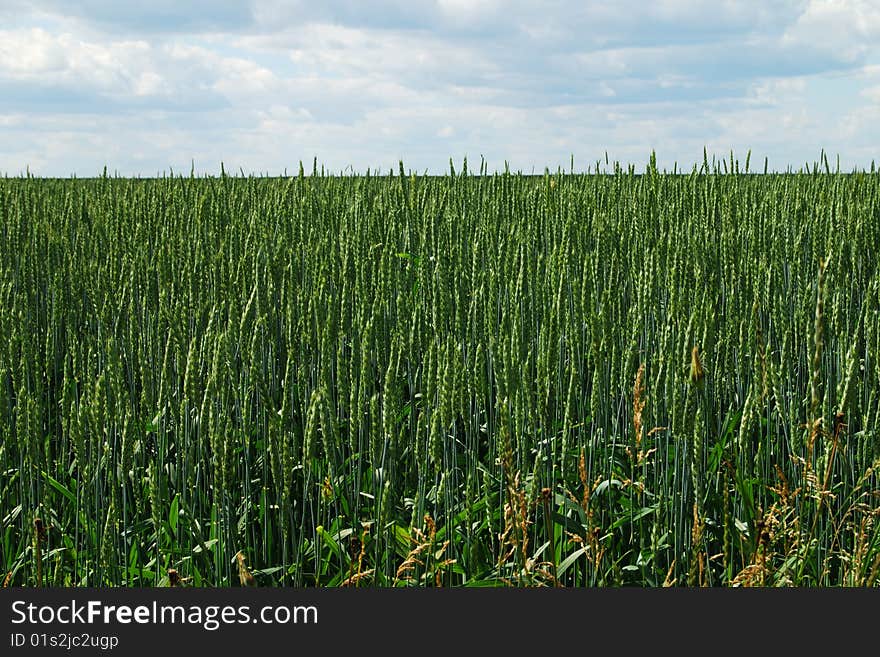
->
[1,1,879,175]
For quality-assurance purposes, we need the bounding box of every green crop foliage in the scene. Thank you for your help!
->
[1,155,879,587]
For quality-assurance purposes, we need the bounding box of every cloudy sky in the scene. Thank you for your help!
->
[1,1,879,176]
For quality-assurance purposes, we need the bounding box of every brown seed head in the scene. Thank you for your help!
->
[34,518,48,542]
[689,346,704,385]
[236,551,256,586]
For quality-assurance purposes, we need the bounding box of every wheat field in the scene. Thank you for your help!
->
[2,155,879,587]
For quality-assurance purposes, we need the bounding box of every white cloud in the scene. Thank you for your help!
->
[0,28,67,76]
[435,0,503,26]
[861,85,880,102]
[0,27,158,96]
[239,22,499,86]
[748,77,808,106]
[133,71,165,96]
[0,114,24,128]
[783,0,880,61]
